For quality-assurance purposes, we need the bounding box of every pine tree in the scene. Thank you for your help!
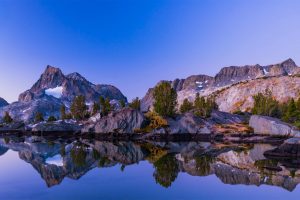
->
[60,105,67,120]
[120,99,126,108]
[129,97,141,110]
[35,112,44,123]
[92,101,100,115]
[99,96,111,116]
[3,112,13,124]
[153,82,177,117]
[180,98,193,114]
[70,95,88,120]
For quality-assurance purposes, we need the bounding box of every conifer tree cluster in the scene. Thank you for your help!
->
[129,97,141,111]
[193,93,218,118]
[179,93,218,118]
[251,89,300,128]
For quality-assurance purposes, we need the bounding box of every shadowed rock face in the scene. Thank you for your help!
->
[0,95,63,123]
[92,108,146,134]
[0,97,9,108]
[141,58,300,113]
[1,136,300,190]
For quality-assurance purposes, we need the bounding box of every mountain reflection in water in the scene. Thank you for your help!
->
[0,135,300,193]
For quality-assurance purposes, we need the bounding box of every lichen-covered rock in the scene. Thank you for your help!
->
[91,108,146,133]
[249,115,300,136]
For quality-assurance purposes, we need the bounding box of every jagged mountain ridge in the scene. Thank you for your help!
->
[19,65,127,103]
[141,58,300,112]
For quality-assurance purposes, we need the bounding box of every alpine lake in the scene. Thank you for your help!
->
[0,133,300,200]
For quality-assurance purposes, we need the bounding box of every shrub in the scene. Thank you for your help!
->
[47,116,57,122]
[145,112,168,129]
[153,82,177,117]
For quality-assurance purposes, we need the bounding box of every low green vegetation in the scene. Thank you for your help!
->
[251,89,300,128]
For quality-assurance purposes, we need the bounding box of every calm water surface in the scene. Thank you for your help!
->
[0,135,300,200]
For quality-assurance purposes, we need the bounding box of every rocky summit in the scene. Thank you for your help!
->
[0,65,127,123]
[19,65,127,104]
[141,58,300,112]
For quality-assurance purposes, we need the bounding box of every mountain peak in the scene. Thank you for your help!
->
[66,72,89,82]
[44,65,63,75]
[280,58,297,67]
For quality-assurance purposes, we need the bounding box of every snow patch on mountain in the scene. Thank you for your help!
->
[45,154,64,166]
[45,86,63,98]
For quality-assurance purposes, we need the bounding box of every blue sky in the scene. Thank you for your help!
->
[1,0,300,102]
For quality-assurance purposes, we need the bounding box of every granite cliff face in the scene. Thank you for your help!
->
[0,65,127,123]
[215,75,300,112]
[0,97,8,108]
[141,58,300,113]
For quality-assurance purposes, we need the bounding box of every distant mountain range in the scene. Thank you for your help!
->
[141,58,300,112]
[1,58,300,123]
[0,66,127,122]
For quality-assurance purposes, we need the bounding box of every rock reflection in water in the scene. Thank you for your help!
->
[0,136,300,191]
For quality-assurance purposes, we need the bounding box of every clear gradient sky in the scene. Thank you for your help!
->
[1,0,300,103]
